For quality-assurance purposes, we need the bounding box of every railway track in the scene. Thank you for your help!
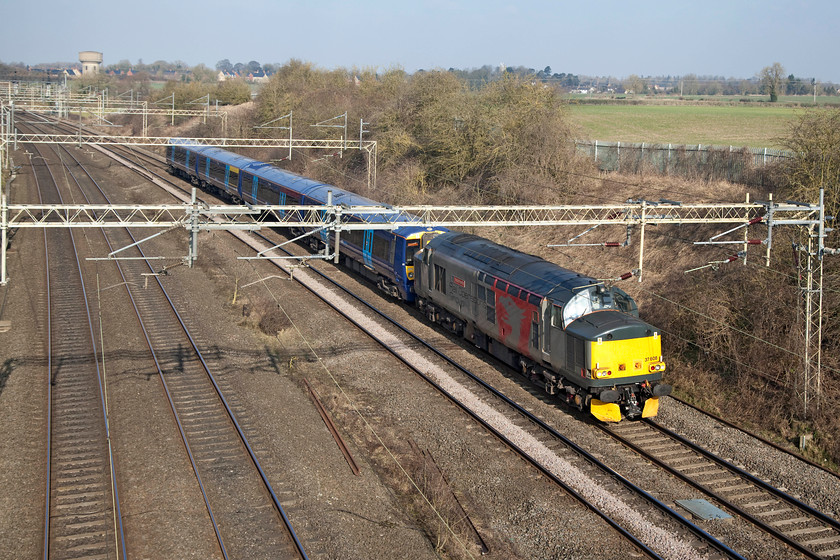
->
[22,119,310,559]
[605,419,840,560]
[27,139,125,559]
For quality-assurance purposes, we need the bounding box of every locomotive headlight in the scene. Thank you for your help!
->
[407,270,414,280]
[595,369,612,378]
[648,362,666,372]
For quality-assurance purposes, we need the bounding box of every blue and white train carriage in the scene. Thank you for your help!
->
[166,140,448,301]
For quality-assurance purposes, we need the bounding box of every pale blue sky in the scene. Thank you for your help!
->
[1,0,837,81]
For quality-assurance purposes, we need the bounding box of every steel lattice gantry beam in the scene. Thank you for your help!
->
[3,200,775,229]
[2,197,815,285]
[9,132,377,150]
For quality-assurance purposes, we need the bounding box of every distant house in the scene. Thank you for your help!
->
[217,70,240,82]
[247,71,269,83]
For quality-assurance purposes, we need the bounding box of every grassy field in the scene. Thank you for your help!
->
[566,103,804,148]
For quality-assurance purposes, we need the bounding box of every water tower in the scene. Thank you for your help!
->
[79,51,103,75]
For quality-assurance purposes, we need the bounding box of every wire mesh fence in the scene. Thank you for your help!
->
[575,140,793,185]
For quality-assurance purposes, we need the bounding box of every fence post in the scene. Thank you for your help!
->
[617,141,620,172]
[641,142,645,172]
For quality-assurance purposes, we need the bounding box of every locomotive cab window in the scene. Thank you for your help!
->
[405,240,420,265]
[563,286,616,328]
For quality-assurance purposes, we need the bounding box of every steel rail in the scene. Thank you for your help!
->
[50,136,308,559]
[668,395,840,480]
[636,419,840,560]
[27,136,127,560]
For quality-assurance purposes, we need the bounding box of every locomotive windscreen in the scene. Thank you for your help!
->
[563,286,617,328]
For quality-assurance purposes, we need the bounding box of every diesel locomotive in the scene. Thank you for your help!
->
[414,233,670,421]
[167,141,670,421]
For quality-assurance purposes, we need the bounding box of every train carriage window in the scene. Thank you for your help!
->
[345,228,363,247]
[528,294,541,306]
[372,234,390,261]
[476,285,486,304]
[228,166,240,188]
[173,147,187,166]
[486,292,495,324]
[551,305,563,328]
[261,177,279,196]
[209,159,226,182]
[508,286,520,298]
[496,280,508,292]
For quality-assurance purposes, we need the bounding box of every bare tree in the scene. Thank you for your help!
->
[623,74,645,94]
[759,62,785,102]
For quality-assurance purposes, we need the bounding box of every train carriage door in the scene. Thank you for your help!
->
[224,166,230,191]
[362,230,373,268]
[278,191,287,216]
[251,175,259,203]
[540,298,552,356]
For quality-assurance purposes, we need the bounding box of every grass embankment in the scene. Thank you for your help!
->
[567,104,798,148]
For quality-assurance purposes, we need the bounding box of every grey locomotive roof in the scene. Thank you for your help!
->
[429,232,598,305]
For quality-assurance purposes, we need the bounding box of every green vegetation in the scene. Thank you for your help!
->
[568,104,798,148]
